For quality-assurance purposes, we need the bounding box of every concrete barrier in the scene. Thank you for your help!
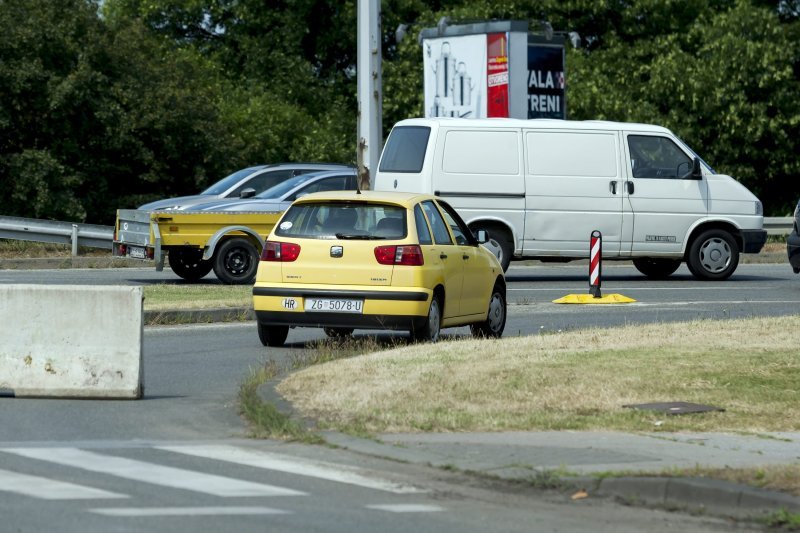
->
[0,285,144,399]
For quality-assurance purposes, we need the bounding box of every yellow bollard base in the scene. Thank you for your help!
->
[552,293,636,304]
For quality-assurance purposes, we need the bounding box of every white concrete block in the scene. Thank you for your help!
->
[0,285,144,399]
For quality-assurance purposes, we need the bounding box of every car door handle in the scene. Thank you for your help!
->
[440,253,448,259]
[463,254,470,260]
[609,180,617,194]
[626,181,634,194]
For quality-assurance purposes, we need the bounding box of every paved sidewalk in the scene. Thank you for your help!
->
[319,429,800,519]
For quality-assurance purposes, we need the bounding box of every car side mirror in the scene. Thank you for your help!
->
[474,229,489,244]
[240,188,256,199]
[680,157,702,180]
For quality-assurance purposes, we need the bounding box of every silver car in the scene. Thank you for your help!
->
[183,169,359,213]
[138,163,353,211]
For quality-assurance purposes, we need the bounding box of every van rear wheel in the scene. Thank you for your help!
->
[632,258,681,279]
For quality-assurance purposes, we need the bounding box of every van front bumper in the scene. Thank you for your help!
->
[741,229,767,254]
[788,229,800,273]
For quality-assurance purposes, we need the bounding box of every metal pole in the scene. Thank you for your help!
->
[357,0,382,191]
[71,224,79,256]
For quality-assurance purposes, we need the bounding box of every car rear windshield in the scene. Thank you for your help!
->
[378,126,430,173]
[275,202,407,239]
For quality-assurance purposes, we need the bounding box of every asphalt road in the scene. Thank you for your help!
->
[0,262,795,532]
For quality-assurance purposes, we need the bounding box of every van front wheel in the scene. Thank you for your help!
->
[686,229,739,281]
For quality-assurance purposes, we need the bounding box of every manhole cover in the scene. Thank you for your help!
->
[622,401,725,415]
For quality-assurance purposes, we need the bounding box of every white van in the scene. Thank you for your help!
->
[374,117,766,280]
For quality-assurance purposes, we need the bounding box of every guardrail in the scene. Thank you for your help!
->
[0,215,113,255]
[764,217,793,236]
[0,215,794,256]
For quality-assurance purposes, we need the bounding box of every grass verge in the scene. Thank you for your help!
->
[142,284,251,311]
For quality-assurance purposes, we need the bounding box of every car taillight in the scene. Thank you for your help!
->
[374,245,424,266]
[261,241,301,262]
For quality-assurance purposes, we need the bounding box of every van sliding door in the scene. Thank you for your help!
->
[522,130,624,257]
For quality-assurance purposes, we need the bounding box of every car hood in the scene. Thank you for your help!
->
[138,195,220,211]
[182,198,287,212]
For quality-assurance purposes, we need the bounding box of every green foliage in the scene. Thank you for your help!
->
[1,0,799,221]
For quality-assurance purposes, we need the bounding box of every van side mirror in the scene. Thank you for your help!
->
[240,188,257,199]
[680,157,702,180]
[474,229,489,244]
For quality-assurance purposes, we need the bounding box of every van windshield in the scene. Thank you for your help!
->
[379,126,430,173]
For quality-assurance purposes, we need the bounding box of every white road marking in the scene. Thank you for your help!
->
[0,448,306,497]
[366,504,444,513]
[89,506,290,517]
[157,445,425,494]
[509,286,772,291]
[0,468,128,500]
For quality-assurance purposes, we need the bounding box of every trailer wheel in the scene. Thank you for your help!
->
[213,237,259,284]
[168,248,213,282]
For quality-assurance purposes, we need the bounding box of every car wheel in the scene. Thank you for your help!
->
[257,323,289,347]
[213,237,259,285]
[686,229,739,281]
[323,327,354,338]
[632,258,681,280]
[411,294,441,343]
[470,284,507,338]
[473,224,513,271]
[167,247,213,282]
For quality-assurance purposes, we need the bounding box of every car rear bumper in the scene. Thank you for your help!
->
[741,229,767,254]
[788,229,800,273]
[252,285,432,331]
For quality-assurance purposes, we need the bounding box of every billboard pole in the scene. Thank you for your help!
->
[357,0,382,191]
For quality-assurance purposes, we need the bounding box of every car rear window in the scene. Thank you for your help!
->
[379,126,431,173]
[275,202,407,239]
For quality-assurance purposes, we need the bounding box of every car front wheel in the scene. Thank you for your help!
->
[470,285,506,338]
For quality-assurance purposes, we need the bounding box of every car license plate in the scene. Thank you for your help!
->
[128,246,147,259]
[304,298,363,313]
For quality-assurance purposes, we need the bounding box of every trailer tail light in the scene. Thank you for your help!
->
[261,241,301,262]
[374,245,424,266]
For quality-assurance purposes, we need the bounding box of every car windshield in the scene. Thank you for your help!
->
[201,167,263,195]
[275,202,407,239]
[255,173,323,200]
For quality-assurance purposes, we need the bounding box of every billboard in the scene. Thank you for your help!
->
[421,21,566,120]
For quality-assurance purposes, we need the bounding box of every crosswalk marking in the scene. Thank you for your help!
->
[156,444,424,494]
[0,448,306,498]
[0,468,128,500]
[89,506,290,517]
[366,504,444,513]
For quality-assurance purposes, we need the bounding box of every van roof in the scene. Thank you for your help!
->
[393,117,673,135]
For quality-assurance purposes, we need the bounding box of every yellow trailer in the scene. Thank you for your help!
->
[113,209,281,284]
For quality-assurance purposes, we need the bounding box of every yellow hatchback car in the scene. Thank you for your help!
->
[252,191,506,346]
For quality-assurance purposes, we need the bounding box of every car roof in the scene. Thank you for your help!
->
[292,190,436,206]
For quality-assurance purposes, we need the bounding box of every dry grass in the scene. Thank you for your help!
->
[278,316,800,434]
[143,284,251,310]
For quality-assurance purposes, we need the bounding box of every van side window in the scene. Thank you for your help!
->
[414,205,433,245]
[628,135,691,179]
[421,201,453,245]
[379,126,431,173]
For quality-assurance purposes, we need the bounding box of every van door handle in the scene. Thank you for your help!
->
[626,181,635,194]
[609,181,618,194]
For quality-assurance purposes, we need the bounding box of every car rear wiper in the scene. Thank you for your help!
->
[334,233,373,240]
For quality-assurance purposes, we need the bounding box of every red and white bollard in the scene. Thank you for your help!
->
[589,230,602,298]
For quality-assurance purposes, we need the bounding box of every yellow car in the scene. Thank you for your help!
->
[252,190,506,346]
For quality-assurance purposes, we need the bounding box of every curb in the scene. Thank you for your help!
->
[568,475,800,519]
